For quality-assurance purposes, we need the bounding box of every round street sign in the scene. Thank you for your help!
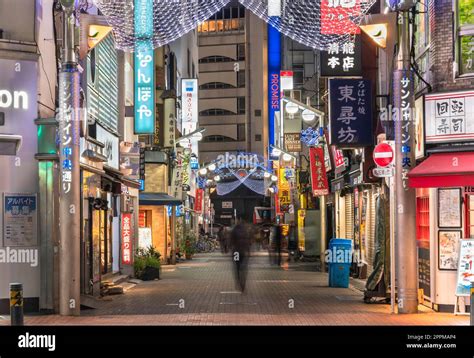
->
[373,142,394,168]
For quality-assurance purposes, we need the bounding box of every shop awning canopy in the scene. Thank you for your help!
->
[408,152,474,188]
[139,193,182,206]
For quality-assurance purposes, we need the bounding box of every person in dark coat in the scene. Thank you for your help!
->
[230,222,251,292]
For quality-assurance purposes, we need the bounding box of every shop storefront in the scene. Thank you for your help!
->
[408,89,474,312]
[409,152,474,312]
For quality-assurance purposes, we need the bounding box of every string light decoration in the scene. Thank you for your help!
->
[93,0,376,51]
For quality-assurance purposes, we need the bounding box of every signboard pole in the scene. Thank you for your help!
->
[58,2,80,316]
[393,10,418,314]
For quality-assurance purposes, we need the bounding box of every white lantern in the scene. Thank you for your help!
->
[214,175,221,182]
[199,168,208,176]
[271,175,278,182]
[271,148,281,157]
[208,163,216,171]
[282,153,292,162]
[264,171,271,179]
[302,109,316,122]
[285,101,299,114]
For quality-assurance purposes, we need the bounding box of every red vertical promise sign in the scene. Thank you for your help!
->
[122,213,132,265]
[310,147,329,196]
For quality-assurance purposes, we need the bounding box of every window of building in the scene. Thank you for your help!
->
[197,5,245,35]
[254,110,261,117]
[237,70,245,87]
[202,135,236,142]
[199,56,235,63]
[237,124,246,141]
[199,82,236,90]
[255,134,262,141]
[237,97,246,114]
[199,108,235,116]
[414,0,430,92]
[237,43,245,61]
[292,65,304,87]
[458,0,474,75]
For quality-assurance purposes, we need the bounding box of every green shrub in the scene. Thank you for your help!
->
[134,246,161,278]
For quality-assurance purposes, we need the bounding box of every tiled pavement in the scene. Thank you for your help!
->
[0,252,469,326]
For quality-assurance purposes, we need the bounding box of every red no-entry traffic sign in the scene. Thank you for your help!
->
[373,142,394,168]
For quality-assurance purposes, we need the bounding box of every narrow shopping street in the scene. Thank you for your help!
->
[1,252,468,326]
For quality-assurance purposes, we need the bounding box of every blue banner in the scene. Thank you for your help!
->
[134,0,155,134]
[329,79,373,147]
[267,21,281,148]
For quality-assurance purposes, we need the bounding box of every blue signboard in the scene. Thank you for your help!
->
[267,22,281,148]
[134,0,155,134]
[329,79,373,147]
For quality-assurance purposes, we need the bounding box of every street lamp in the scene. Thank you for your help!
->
[264,171,271,179]
[270,144,297,161]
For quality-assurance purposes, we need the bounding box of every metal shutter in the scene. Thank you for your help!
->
[344,193,354,239]
[88,34,119,134]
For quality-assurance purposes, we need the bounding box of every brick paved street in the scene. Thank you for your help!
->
[0,252,469,325]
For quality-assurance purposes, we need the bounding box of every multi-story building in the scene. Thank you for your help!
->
[407,0,474,313]
[197,1,267,164]
[196,2,268,224]
[0,0,57,313]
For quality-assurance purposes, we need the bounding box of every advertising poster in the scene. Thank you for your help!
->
[3,193,37,247]
[455,239,474,296]
[438,231,461,270]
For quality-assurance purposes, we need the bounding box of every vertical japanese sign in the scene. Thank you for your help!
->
[424,90,474,144]
[268,23,281,147]
[181,149,191,196]
[393,70,415,190]
[320,36,361,77]
[278,168,291,212]
[309,147,329,196]
[122,213,132,265]
[297,209,305,251]
[163,98,176,148]
[195,189,204,213]
[134,0,155,134]
[320,0,361,35]
[3,194,37,247]
[329,78,373,146]
[181,79,198,153]
[58,69,81,240]
[171,147,183,199]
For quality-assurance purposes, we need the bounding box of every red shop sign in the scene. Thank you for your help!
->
[310,147,329,196]
[122,213,132,265]
[195,189,204,213]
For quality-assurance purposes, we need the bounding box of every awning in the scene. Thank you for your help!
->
[408,152,474,188]
[139,192,182,206]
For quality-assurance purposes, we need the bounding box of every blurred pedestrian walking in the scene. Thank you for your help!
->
[230,221,251,292]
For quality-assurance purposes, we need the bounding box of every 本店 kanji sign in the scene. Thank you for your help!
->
[329,78,373,147]
[425,90,474,144]
[122,213,132,265]
[320,36,361,77]
[309,147,329,196]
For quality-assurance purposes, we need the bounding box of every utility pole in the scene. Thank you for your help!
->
[58,0,80,316]
[393,6,418,314]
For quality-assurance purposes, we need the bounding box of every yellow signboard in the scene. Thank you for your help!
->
[88,25,113,51]
[298,209,305,251]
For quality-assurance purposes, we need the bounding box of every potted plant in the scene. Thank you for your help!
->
[183,232,197,260]
[134,246,161,280]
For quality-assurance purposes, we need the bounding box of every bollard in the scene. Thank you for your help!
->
[10,283,24,326]
[471,282,474,326]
